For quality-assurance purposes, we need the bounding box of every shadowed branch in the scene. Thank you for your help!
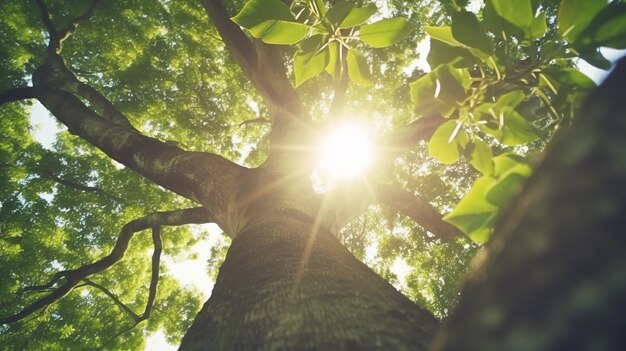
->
[378,114,445,162]
[374,184,463,241]
[0,87,36,106]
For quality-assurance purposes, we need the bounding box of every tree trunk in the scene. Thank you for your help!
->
[179,208,437,350]
[432,58,626,350]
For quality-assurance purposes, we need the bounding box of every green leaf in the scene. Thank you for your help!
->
[453,0,469,9]
[410,72,446,115]
[425,26,463,47]
[493,154,529,177]
[428,120,462,164]
[427,39,477,68]
[451,11,492,54]
[359,18,414,48]
[444,176,499,243]
[495,90,526,109]
[486,172,527,206]
[491,0,533,32]
[425,26,490,60]
[326,1,353,27]
[294,36,329,86]
[481,108,539,146]
[558,0,606,42]
[325,41,341,79]
[575,2,626,49]
[470,139,494,175]
[346,49,372,86]
[340,4,377,28]
[410,64,466,116]
[543,66,596,92]
[530,12,547,39]
[577,46,612,70]
[434,64,467,105]
[483,0,524,38]
[313,0,327,17]
[486,162,532,206]
[232,0,308,44]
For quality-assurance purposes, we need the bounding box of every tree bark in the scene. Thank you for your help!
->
[179,208,438,350]
[432,58,626,350]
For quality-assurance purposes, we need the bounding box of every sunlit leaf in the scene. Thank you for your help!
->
[326,1,353,27]
[294,37,329,86]
[470,139,494,175]
[491,0,533,32]
[558,0,606,42]
[325,41,341,79]
[232,0,308,44]
[346,49,372,86]
[359,18,414,48]
[428,120,463,164]
[340,4,377,28]
[444,176,499,243]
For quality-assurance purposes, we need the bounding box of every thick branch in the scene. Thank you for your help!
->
[34,87,243,203]
[0,87,36,105]
[378,114,446,161]
[320,181,462,241]
[200,0,313,163]
[35,0,57,39]
[32,54,136,130]
[0,207,211,325]
[199,0,301,110]
[374,184,463,241]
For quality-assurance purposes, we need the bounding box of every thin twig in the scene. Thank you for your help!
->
[0,207,211,325]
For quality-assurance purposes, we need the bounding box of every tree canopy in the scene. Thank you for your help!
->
[1,0,625,349]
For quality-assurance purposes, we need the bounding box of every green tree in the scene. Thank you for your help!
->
[1,0,625,350]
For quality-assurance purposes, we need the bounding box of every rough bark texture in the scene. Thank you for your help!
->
[179,208,438,350]
[433,58,626,351]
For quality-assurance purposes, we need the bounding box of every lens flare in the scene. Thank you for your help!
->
[319,121,373,180]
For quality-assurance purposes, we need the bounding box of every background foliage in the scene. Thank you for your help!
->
[1,0,624,349]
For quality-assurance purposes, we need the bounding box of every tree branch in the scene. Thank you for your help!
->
[200,0,314,168]
[0,87,36,105]
[33,87,243,204]
[0,207,211,325]
[82,279,140,321]
[374,184,463,241]
[82,225,161,323]
[199,0,302,110]
[32,53,137,130]
[36,171,124,204]
[378,114,446,161]
[35,0,57,40]
[36,0,104,54]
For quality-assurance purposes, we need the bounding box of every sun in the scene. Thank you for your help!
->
[318,121,374,180]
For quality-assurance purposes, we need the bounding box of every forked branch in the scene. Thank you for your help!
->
[36,0,104,54]
[0,207,211,325]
